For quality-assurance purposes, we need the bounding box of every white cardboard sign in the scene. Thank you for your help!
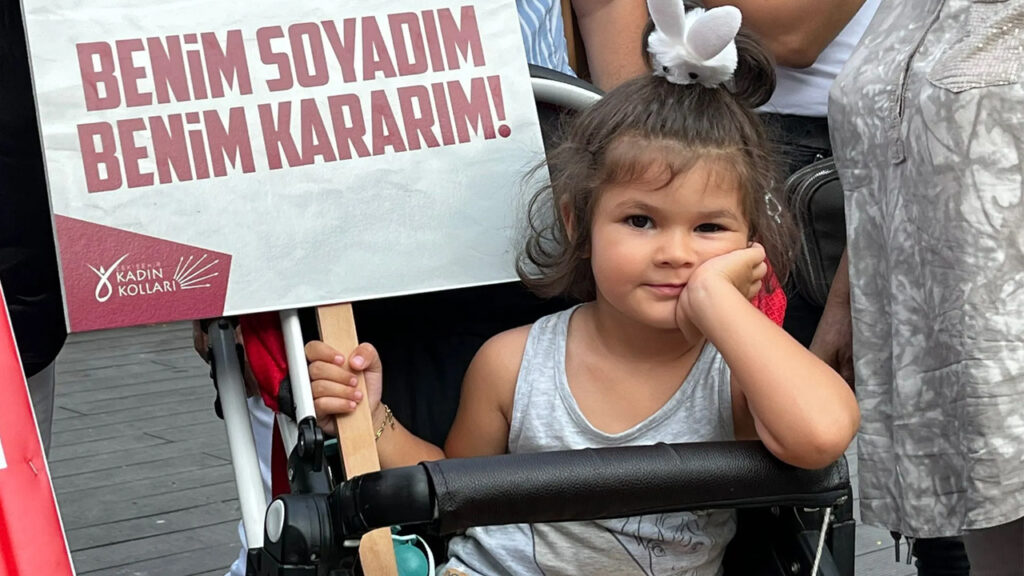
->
[22,0,546,331]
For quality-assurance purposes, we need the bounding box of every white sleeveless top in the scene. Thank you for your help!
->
[762,0,881,117]
[441,306,737,576]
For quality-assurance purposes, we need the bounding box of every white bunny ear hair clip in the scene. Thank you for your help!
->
[647,0,742,87]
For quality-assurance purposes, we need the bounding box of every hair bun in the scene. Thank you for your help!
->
[730,28,776,109]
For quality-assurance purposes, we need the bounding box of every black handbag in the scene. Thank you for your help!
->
[785,156,846,307]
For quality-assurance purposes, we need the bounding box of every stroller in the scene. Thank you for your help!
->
[203,66,855,576]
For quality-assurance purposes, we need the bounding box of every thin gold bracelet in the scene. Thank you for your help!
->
[374,404,394,442]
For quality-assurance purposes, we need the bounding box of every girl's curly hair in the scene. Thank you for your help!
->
[518,14,796,301]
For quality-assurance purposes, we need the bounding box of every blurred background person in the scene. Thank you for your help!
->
[1,0,68,455]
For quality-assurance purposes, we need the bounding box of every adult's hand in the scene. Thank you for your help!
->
[810,250,855,387]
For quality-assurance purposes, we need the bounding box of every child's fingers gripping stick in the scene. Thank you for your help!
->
[312,382,363,416]
[305,340,384,435]
[305,339,346,366]
[346,342,384,417]
[347,342,381,375]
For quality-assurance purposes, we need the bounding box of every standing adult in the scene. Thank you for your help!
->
[0,0,68,454]
[821,0,1024,573]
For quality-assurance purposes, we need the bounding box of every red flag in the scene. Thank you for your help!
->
[0,284,75,575]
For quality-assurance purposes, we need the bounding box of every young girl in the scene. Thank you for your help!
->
[306,3,860,574]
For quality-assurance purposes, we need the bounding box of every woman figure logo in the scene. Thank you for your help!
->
[87,253,129,303]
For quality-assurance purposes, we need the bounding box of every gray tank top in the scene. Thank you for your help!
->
[441,306,737,576]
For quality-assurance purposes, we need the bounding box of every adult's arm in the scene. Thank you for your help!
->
[809,249,854,387]
[572,0,649,90]
[703,0,868,68]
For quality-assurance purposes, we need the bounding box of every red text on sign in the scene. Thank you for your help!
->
[77,30,252,111]
[79,107,255,192]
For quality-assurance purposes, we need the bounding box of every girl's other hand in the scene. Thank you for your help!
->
[305,340,383,436]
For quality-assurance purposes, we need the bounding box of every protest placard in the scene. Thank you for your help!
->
[22,0,546,332]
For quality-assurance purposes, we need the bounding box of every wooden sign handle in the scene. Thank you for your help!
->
[316,303,398,576]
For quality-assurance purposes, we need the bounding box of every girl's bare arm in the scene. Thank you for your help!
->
[443,326,528,459]
[683,248,860,469]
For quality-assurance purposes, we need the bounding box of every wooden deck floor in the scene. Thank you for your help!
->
[50,321,915,576]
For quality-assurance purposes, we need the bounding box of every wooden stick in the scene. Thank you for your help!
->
[317,302,398,576]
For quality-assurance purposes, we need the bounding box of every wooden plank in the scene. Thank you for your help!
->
[200,441,232,462]
[56,360,193,384]
[146,421,228,443]
[80,542,240,576]
[57,338,193,360]
[60,326,191,347]
[48,438,230,478]
[51,396,213,432]
[52,408,215,446]
[317,303,398,576]
[150,354,218,370]
[51,370,207,396]
[65,501,241,551]
[48,431,169,462]
[71,521,238,573]
[69,387,215,416]
[54,376,210,407]
[64,322,188,344]
[53,453,230,494]
[57,350,199,373]
[52,406,84,421]
[57,468,236,531]
[53,322,245,575]
[58,338,195,361]
[60,481,239,531]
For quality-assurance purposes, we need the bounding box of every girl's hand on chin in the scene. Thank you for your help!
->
[676,243,768,330]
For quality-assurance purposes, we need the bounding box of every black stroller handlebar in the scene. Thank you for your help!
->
[260,442,850,574]
[335,440,849,537]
